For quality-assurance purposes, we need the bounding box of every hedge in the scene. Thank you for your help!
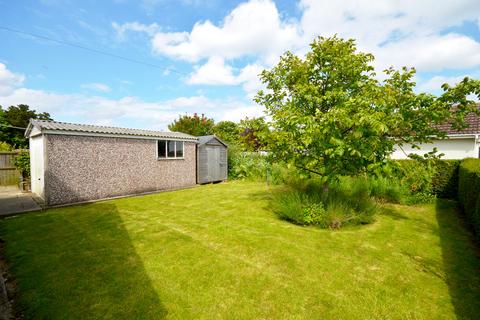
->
[394,160,460,199]
[458,158,480,240]
[430,160,460,199]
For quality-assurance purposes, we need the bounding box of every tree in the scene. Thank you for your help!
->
[0,104,52,148]
[0,109,10,145]
[255,36,480,181]
[213,121,239,145]
[238,117,270,151]
[168,113,215,136]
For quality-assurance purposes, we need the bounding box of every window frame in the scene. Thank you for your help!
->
[157,139,185,160]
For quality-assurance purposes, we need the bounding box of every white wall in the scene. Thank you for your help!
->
[391,137,478,160]
[30,135,45,199]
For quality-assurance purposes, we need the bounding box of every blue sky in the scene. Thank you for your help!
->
[0,0,479,130]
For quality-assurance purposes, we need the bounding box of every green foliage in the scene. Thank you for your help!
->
[1,104,52,148]
[272,191,327,226]
[394,160,436,196]
[367,177,409,203]
[431,160,460,199]
[168,113,215,136]
[0,141,13,151]
[272,176,378,229]
[0,109,9,143]
[390,160,460,200]
[12,150,30,178]
[255,36,480,181]
[213,121,238,145]
[238,117,269,151]
[458,158,480,240]
[227,147,269,180]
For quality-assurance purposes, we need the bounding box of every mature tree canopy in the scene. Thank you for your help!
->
[255,36,480,180]
[0,104,52,148]
[168,113,215,136]
[213,121,238,145]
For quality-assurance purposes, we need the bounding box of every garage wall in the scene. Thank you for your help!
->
[391,138,478,160]
[44,134,196,206]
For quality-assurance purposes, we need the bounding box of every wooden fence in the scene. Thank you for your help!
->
[0,152,20,186]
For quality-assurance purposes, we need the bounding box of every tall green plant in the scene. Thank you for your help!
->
[255,36,480,182]
[12,150,30,178]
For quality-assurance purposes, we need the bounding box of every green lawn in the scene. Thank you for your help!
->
[1,181,479,319]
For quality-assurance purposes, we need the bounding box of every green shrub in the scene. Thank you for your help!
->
[390,159,460,201]
[0,141,13,151]
[394,160,435,196]
[272,191,327,226]
[273,176,378,229]
[431,160,460,199]
[228,147,268,180]
[12,150,30,178]
[458,158,480,239]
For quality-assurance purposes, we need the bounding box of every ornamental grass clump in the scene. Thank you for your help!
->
[272,176,379,229]
[272,191,328,226]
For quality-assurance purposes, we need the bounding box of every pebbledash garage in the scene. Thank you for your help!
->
[25,120,227,206]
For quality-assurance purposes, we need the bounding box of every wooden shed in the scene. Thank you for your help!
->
[197,135,228,184]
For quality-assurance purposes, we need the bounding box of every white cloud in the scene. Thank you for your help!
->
[151,0,300,63]
[121,0,480,77]
[218,105,264,121]
[112,21,160,40]
[237,64,265,98]
[187,57,240,85]
[0,63,25,95]
[0,86,259,130]
[298,0,480,72]
[374,33,480,72]
[186,59,265,98]
[81,82,111,93]
[416,75,467,93]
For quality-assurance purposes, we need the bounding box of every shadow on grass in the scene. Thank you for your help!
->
[436,199,480,319]
[2,201,167,319]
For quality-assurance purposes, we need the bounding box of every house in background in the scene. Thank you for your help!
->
[391,111,480,159]
[26,120,198,206]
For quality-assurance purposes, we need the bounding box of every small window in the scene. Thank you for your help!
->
[157,140,184,159]
[176,141,183,158]
[168,141,175,157]
[158,140,166,158]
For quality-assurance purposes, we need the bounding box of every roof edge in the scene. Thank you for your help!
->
[25,119,198,141]
[41,130,198,141]
[24,119,36,138]
[198,135,228,147]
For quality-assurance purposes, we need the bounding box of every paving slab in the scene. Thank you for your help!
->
[0,186,42,216]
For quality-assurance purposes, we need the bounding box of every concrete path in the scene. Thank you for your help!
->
[0,186,42,216]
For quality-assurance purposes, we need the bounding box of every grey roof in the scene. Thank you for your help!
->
[26,119,197,141]
[197,135,228,147]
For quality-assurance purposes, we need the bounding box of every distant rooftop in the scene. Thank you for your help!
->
[25,119,197,141]
[435,108,480,135]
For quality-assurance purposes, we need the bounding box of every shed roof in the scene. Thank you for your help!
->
[197,135,228,147]
[25,119,197,141]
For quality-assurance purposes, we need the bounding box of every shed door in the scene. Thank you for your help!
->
[207,146,221,181]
